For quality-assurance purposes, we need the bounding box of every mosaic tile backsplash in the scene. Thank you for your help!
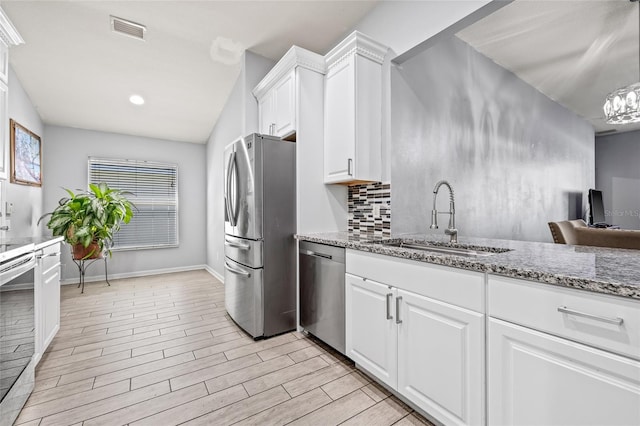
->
[348,182,391,237]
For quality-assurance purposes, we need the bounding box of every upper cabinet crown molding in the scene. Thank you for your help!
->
[325,31,388,70]
[252,46,325,100]
[0,7,24,46]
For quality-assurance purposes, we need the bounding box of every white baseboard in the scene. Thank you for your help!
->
[60,264,208,285]
[205,265,224,283]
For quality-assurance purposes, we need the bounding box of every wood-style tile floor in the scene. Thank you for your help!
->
[14,270,433,426]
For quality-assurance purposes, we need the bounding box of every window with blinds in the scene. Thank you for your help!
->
[88,157,178,250]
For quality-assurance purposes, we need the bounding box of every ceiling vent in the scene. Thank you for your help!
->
[110,16,146,41]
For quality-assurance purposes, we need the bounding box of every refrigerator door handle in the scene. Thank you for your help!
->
[224,238,250,250]
[226,152,237,226]
[232,151,240,226]
[224,261,251,277]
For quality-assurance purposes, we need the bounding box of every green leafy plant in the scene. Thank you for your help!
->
[39,183,134,258]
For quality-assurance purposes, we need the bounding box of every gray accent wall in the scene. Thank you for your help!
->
[206,51,275,277]
[5,67,44,238]
[391,36,594,242]
[43,125,207,283]
[596,130,640,230]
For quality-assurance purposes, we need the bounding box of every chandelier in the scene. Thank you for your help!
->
[603,0,640,124]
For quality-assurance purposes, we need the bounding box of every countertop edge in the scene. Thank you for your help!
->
[295,234,640,301]
[34,236,64,250]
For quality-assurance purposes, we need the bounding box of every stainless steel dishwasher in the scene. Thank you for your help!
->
[299,241,345,354]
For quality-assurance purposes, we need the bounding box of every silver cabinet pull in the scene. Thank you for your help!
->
[225,239,250,250]
[386,293,393,320]
[396,296,403,324]
[37,252,60,259]
[348,158,353,176]
[224,261,251,278]
[557,306,623,325]
[302,249,332,260]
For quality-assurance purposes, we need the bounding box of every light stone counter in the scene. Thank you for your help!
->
[296,232,640,300]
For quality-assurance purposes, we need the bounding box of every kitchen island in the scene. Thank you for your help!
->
[295,232,640,426]
[296,232,640,300]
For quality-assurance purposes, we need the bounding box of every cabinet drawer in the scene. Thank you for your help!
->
[40,243,61,273]
[347,250,484,312]
[488,275,640,360]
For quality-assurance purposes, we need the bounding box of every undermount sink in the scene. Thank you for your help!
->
[378,240,510,257]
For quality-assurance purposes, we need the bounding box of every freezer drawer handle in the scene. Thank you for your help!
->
[225,239,250,250]
[386,293,393,320]
[224,261,251,278]
[557,306,623,325]
[301,249,332,260]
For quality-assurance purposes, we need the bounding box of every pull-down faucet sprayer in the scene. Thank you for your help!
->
[430,180,458,243]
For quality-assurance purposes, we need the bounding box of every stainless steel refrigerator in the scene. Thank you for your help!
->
[223,133,296,339]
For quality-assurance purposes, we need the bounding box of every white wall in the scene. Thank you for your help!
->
[206,51,274,277]
[391,37,594,242]
[5,66,44,238]
[43,125,207,282]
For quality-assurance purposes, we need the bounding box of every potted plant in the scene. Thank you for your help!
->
[39,183,134,259]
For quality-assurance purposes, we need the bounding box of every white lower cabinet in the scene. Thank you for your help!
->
[346,274,397,388]
[345,250,485,426]
[488,275,640,426]
[398,290,484,426]
[35,242,61,365]
[488,317,640,426]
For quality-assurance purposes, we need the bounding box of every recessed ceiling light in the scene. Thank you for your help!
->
[129,94,144,105]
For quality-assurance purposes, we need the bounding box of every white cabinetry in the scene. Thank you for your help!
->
[488,275,640,426]
[324,32,388,184]
[253,47,324,140]
[346,250,485,426]
[346,274,397,388]
[34,241,61,365]
[0,9,24,181]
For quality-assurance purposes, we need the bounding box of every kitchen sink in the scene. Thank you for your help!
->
[378,240,510,257]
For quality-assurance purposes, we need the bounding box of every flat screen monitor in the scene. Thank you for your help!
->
[588,189,607,225]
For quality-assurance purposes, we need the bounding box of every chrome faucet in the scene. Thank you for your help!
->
[430,180,458,243]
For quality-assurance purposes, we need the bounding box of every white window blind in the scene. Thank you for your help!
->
[88,157,178,250]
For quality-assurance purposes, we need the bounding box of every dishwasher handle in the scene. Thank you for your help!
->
[301,249,333,260]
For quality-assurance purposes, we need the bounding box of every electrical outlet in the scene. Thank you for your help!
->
[6,202,13,216]
[372,204,381,217]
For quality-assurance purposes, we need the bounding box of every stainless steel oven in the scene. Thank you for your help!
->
[0,243,36,426]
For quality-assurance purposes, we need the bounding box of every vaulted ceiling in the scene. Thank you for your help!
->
[3,1,378,143]
[458,0,640,135]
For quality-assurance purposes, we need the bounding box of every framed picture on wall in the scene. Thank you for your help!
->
[10,119,42,187]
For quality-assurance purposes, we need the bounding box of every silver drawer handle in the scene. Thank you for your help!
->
[37,252,60,259]
[224,239,250,250]
[396,296,403,324]
[557,306,623,326]
[224,262,251,278]
[386,293,393,320]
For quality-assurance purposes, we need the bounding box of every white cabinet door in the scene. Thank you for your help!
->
[397,289,484,426]
[324,56,355,183]
[346,273,397,389]
[35,243,61,365]
[273,70,295,138]
[257,71,296,138]
[488,318,640,426]
[258,92,274,136]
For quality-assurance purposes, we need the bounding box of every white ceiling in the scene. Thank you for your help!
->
[2,1,378,144]
[457,0,640,135]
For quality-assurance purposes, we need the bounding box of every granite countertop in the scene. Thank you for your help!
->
[296,232,640,300]
[1,236,64,250]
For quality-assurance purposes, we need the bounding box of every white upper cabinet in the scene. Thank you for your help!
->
[0,8,23,181]
[253,46,324,141]
[324,31,388,184]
